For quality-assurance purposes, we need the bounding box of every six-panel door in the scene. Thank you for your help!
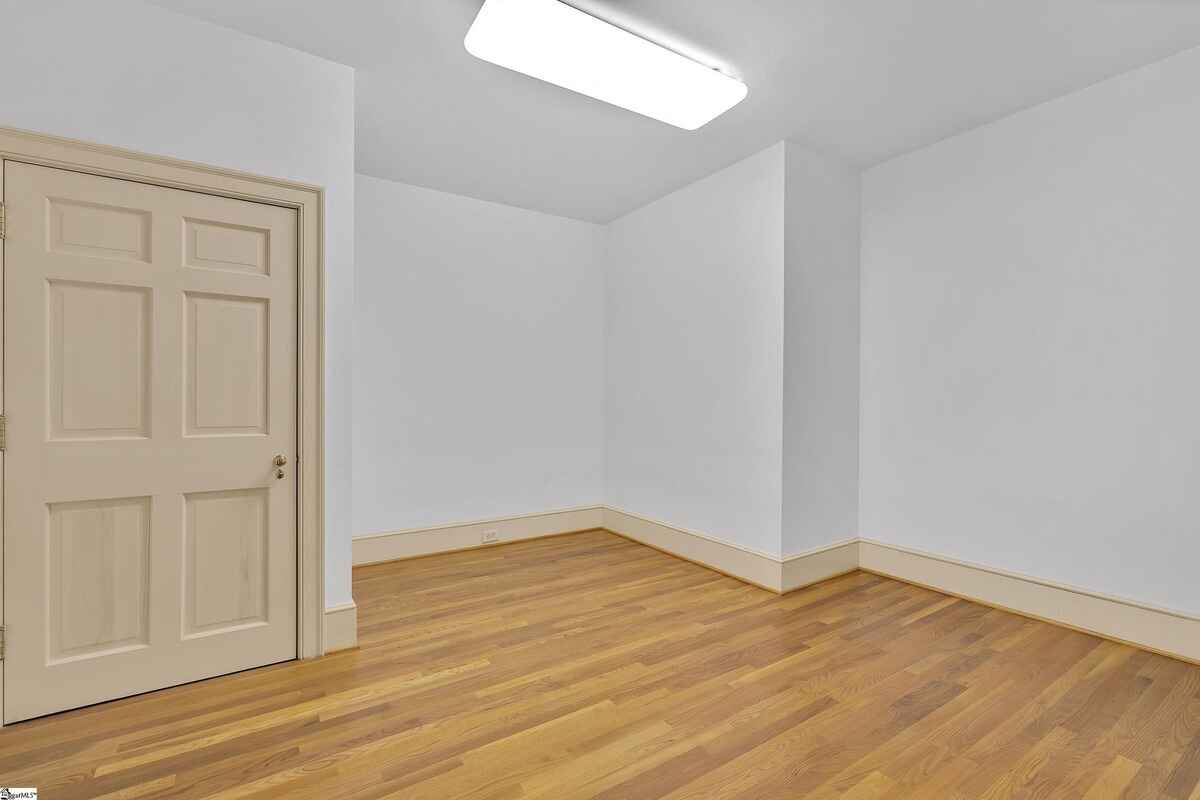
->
[3,162,298,723]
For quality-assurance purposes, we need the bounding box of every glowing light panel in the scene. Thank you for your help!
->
[465,0,748,130]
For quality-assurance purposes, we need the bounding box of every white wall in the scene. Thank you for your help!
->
[19,1,1185,618]
[782,143,861,557]
[0,0,356,608]
[354,176,605,535]
[861,46,1200,614]
[605,145,786,556]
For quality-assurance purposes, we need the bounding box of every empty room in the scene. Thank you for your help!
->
[0,1,1198,797]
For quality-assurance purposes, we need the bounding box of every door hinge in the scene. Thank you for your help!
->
[0,201,6,239]
[0,414,5,452]
[0,626,5,660]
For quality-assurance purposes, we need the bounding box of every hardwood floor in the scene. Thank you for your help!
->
[2,530,1199,798]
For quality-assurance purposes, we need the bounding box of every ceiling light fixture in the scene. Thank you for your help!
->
[464,0,748,131]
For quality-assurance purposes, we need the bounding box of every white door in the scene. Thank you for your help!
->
[2,162,298,723]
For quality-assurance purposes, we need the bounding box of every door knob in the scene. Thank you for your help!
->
[273,454,288,467]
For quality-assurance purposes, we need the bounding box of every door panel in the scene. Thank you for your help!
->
[184,292,271,436]
[3,162,298,723]
[47,496,152,663]
[48,197,151,262]
[183,487,270,638]
[48,280,152,440]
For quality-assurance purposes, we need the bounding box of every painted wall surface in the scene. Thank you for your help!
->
[8,0,1190,623]
[860,46,1200,614]
[354,175,605,535]
[782,143,861,557]
[605,144,786,556]
[0,0,357,608]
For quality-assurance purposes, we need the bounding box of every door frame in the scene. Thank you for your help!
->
[0,125,328,726]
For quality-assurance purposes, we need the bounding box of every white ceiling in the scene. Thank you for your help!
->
[151,0,1200,222]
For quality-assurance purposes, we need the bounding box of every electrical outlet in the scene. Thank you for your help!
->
[481,529,500,544]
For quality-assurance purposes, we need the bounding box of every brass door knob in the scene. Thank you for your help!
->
[273,454,288,467]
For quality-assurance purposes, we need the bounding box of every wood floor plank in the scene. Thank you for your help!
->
[1,529,1197,799]
[1081,755,1143,800]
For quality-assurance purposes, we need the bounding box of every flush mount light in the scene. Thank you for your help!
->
[464,0,748,131]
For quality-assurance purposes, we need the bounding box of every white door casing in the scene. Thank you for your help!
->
[3,161,299,723]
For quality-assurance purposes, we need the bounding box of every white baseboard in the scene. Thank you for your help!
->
[323,601,358,653]
[601,507,861,594]
[349,507,1198,665]
[602,507,785,592]
[352,505,854,594]
[782,540,860,592]
[352,506,605,566]
[859,539,1200,665]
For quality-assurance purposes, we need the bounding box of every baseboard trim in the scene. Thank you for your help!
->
[782,540,860,593]
[602,507,784,592]
[601,508,861,595]
[353,506,605,566]
[858,539,1200,665]
[352,505,853,594]
[323,601,358,653]
[349,508,1198,664]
